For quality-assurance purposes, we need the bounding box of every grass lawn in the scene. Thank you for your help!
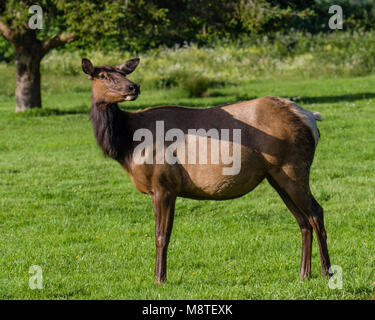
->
[0,68,374,299]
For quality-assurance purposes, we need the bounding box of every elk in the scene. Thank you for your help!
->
[82,58,331,284]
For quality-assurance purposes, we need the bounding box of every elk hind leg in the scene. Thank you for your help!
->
[267,174,312,279]
[268,168,331,277]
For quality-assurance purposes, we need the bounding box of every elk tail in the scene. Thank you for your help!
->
[311,111,322,121]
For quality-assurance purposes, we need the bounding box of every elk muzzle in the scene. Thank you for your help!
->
[123,83,140,101]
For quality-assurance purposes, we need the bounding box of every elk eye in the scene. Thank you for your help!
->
[98,73,106,80]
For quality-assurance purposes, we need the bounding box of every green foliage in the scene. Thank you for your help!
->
[0,36,13,62]
[308,0,375,32]
[36,31,375,92]
[0,0,170,59]
[2,0,375,58]
[4,30,375,97]
[181,74,213,97]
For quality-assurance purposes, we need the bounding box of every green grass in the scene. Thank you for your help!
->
[0,67,375,299]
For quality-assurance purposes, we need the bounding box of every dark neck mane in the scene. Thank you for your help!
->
[90,100,133,165]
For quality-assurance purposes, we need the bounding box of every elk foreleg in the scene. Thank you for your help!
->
[152,190,176,284]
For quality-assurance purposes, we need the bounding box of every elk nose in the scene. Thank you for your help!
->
[129,83,140,94]
[128,83,140,93]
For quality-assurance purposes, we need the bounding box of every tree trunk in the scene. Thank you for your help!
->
[0,23,75,112]
[12,29,44,113]
[15,52,42,112]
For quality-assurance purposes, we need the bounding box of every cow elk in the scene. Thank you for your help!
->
[82,58,331,284]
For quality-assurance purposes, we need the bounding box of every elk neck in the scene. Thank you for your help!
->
[89,97,134,167]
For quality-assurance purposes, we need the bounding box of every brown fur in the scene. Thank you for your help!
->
[82,58,331,284]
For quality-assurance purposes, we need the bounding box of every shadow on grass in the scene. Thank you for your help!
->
[231,92,375,104]
[286,93,375,104]
[15,105,89,117]
[14,92,375,117]
[14,103,185,117]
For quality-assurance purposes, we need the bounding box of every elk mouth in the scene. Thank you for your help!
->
[123,93,138,101]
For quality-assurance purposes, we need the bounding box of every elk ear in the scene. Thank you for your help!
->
[117,58,140,75]
[82,58,95,76]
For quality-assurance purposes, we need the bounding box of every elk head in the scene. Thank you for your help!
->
[82,58,141,103]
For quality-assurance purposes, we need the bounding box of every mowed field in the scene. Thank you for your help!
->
[0,65,374,299]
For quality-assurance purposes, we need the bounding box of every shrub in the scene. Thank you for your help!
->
[181,74,212,97]
[38,31,375,89]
